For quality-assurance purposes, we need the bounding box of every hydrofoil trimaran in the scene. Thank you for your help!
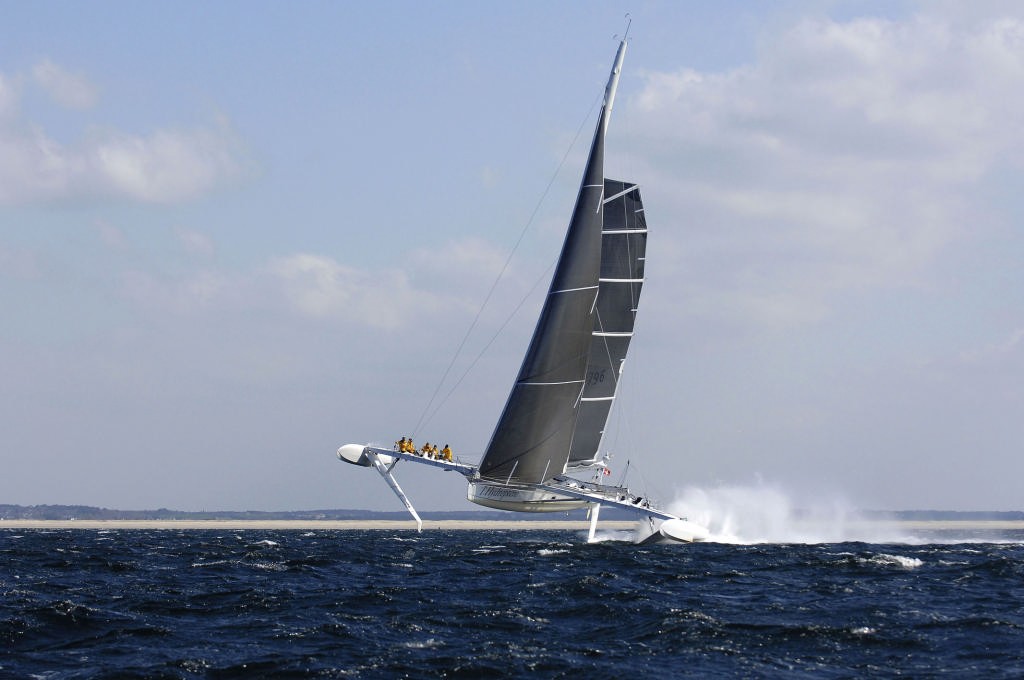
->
[337,35,709,544]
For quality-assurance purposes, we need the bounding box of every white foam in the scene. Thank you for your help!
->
[665,483,912,544]
[585,529,636,543]
[403,638,443,649]
[866,553,923,569]
[537,548,569,556]
[191,559,229,567]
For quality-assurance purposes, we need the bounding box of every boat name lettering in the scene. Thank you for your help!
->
[479,486,523,498]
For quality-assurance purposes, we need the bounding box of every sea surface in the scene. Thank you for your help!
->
[2,529,1023,678]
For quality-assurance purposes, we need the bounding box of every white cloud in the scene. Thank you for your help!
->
[265,239,520,331]
[88,121,244,203]
[270,254,442,329]
[410,237,507,281]
[623,15,1024,330]
[0,64,246,205]
[0,117,244,205]
[93,234,503,333]
[32,59,98,110]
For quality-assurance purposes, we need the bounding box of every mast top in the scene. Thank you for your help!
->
[602,34,628,127]
[614,13,632,42]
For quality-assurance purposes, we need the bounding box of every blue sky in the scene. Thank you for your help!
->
[2,1,1022,513]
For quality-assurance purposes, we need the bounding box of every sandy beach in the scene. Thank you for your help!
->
[2,519,1023,531]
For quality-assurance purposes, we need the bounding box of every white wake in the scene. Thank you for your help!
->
[665,484,914,544]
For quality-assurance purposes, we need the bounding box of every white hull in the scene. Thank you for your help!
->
[338,444,711,542]
[467,481,590,512]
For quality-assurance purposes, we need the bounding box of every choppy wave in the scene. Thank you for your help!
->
[2,529,1023,677]
[866,553,925,569]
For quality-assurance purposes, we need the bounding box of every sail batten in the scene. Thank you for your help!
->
[519,380,586,386]
[550,285,599,295]
[603,185,641,204]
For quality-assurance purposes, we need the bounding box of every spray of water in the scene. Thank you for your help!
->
[665,483,915,544]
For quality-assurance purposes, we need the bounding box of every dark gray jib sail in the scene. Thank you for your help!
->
[567,179,647,467]
[478,40,630,484]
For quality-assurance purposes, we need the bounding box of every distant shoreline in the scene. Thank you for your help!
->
[0,519,635,531]
[2,519,1023,531]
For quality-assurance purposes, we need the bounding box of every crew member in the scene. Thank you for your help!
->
[442,444,452,461]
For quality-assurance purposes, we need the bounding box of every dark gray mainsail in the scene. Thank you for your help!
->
[567,179,647,467]
[478,41,627,484]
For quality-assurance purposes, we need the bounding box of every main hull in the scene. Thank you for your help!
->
[467,481,590,512]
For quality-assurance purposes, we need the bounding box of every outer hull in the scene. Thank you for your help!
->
[634,517,711,544]
[659,517,710,542]
[467,481,590,512]
[337,444,393,467]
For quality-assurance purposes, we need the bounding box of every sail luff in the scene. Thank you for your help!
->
[478,41,628,484]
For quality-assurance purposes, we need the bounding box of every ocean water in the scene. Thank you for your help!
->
[2,529,1023,678]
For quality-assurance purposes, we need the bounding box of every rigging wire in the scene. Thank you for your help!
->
[616,459,630,488]
[411,90,604,438]
[628,459,651,504]
[419,257,556,434]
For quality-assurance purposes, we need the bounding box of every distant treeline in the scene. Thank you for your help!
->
[2,504,1022,522]
[861,510,1024,521]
